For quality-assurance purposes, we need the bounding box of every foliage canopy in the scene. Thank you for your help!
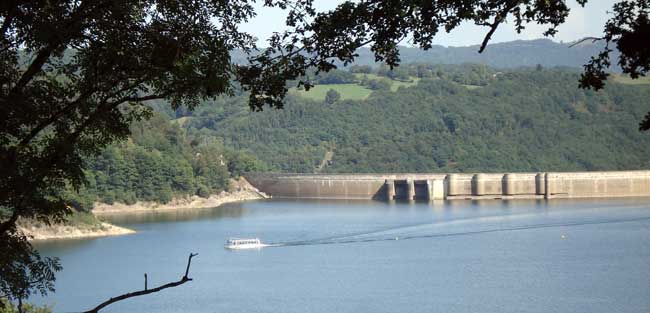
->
[182,65,650,173]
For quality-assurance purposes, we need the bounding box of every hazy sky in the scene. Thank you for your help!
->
[240,0,619,47]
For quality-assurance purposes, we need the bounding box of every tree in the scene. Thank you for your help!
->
[0,1,256,309]
[313,69,356,84]
[2,0,649,310]
[324,89,341,104]
[349,65,372,74]
[363,79,391,90]
[226,150,266,178]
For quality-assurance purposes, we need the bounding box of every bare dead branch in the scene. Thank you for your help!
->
[184,253,197,278]
[82,253,198,313]
[569,37,604,48]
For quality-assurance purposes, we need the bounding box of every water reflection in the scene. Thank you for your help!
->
[98,201,253,225]
[33,236,101,255]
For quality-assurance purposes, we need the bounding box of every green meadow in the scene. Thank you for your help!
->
[289,84,373,101]
[613,74,650,85]
[354,73,420,91]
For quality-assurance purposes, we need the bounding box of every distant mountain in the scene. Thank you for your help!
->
[349,39,616,69]
[232,38,616,70]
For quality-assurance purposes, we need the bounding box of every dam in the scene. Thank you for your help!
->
[245,171,650,201]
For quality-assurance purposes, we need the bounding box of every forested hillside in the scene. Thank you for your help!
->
[75,61,650,208]
[172,64,650,173]
[67,114,265,209]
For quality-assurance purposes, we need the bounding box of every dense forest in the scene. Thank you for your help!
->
[173,64,650,173]
[66,114,266,210]
[72,54,650,208]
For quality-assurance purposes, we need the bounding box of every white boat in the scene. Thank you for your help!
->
[224,238,268,250]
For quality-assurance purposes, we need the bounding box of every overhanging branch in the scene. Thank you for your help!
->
[569,36,604,48]
[478,1,521,53]
[82,253,198,313]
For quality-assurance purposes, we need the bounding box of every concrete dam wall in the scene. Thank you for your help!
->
[244,171,650,201]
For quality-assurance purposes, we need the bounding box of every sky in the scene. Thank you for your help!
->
[239,0,619,47]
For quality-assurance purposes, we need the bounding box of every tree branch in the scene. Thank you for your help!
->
[109,93,169,105]
[569,36,604,48]
[11,44,59,93]
[17,77,149,149]
[478,1,521,53]
[479,21,501,53]
[83,253,198,313]
[16,94,91,149]
[8,0,109,94]
[66,92,169,142]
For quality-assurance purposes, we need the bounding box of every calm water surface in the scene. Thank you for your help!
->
[34,198,650,313]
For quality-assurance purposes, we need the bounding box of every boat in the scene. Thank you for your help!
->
[224,238,268,250]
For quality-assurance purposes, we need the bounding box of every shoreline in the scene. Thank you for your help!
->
[21,222,135,241]
[27,178,268,241]
[92,182,268,215]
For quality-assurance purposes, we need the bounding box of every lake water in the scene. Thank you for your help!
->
[34,198,650,313]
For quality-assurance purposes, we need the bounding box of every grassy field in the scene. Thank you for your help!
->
[290,73,421,101]
[171,116,192,126]
[289,84,373,101]
[354,73,420,91]
[612,74,650,85]
[461,84,483,90]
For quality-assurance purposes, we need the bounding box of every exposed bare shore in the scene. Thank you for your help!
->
[23,178,268,241]
[92,178,268,215]
[20,222,135,241]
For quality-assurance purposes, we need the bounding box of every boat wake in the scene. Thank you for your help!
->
[267,215,650,248]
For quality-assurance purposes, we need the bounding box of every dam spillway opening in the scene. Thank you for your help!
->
[390,180,431,200]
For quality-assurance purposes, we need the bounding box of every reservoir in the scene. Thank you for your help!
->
[34,198,650,313]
